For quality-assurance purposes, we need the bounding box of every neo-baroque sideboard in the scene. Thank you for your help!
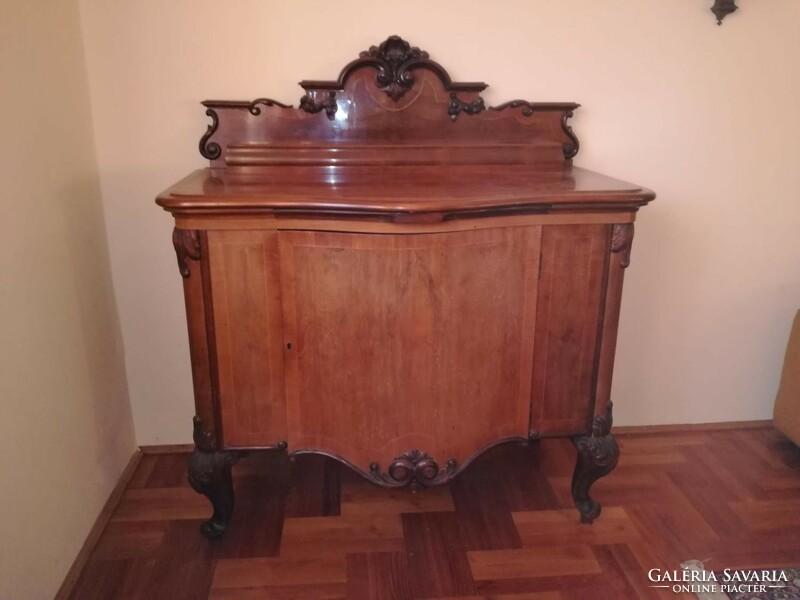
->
[156,36,655,539]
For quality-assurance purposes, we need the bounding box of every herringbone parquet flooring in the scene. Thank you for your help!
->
[69,427,800,600]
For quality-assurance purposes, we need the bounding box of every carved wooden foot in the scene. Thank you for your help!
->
[571,402,619,524]
[187,417,238,539]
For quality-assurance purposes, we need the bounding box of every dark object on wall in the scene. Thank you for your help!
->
[711,0,738,24]
[156,35,656,539]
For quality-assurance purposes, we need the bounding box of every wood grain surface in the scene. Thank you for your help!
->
[207,230,287,447]
[531,225,610,435]
[280,227,541,472]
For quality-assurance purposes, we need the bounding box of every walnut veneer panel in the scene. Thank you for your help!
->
[207,230,287,447]
[531,225,610,435]
[279,227,541,472]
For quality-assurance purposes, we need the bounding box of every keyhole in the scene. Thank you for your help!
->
[286,342,292,350]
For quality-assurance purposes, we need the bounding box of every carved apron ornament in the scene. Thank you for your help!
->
[369,450,457,491]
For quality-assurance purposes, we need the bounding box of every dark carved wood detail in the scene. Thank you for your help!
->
[172,228,201,279]
[198,108,221,160]
[485,101,581,158]
[300,35,487,102]
[490,100,537,116]
[288,436,530,491]
[611,223,635,269]
[192,37,587,163]
[711,0,738,24]
[299,91,338,120]
[188,416,239,539]
[448,92,485,121]
[369,450,457,491]
[192,415,217,452]
[247,98,292,115]
[571,402,619,524]
[361,35,430,101]
[561,110,580,159]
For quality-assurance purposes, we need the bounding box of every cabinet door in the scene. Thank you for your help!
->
[207,230,288,448]
[530,224,610,435]
[279,227,541,473]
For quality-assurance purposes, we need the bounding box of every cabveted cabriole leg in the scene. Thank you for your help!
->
[571,401,619,524]
[187,416,238,539]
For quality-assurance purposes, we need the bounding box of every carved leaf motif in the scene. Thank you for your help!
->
[172,229,201,279]
[610,224,635,269]
[362,35,429,65]
[359,35,431,102]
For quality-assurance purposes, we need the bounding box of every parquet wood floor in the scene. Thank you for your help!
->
[69,427,800,600]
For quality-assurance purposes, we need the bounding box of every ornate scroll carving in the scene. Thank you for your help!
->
[299,91,338,120]
[199,108,221,160]
[571,402,619,524]
[448,93,485,121]
[247,97,292,115]
[369,450,457,491]
[611,223,635,269]
[172,228,200,278]
[711,0,738,24]
[561,109,580,159]
[490,100,536,116]
[188,416,239,539]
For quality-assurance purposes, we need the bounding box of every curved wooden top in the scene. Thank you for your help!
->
[157,165,655,220]
[158,36,655,220]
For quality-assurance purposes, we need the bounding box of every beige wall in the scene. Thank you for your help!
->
[0,2,136,598]
[78,0,800,444]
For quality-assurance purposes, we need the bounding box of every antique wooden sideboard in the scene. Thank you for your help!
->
[157,36,655,539]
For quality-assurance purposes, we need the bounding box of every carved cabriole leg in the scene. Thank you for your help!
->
[571,402,619,524]
[188,416,239,539]
[570,223,632,523]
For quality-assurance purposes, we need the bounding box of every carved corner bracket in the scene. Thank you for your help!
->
[199,108,221,160]
[711,0,738,24]
[611,223,634,269]
[561,110,580,159]
[369,449,457,491]
[172,228,200,278]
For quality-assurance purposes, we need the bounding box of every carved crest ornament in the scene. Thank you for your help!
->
[199,35,580,160]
